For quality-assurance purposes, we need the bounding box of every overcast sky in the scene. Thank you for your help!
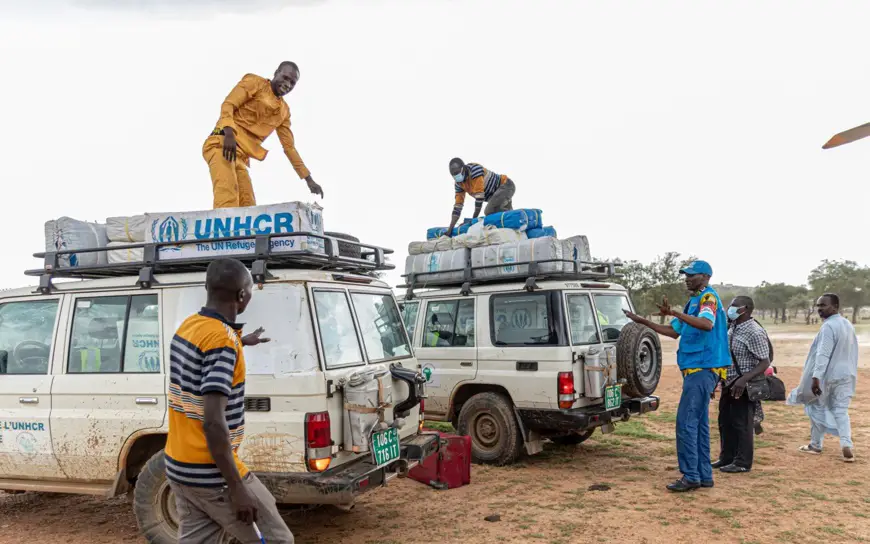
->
[1,0,868,290]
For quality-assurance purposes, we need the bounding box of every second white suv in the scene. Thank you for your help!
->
[399,261,662,465]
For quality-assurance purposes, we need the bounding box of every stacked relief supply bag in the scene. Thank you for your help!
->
[560,235,592,273]
[145,202,324,261]
[44,217,109,268]
[106,215,148,263]
[471,237,564,280]
[404,248,468,283]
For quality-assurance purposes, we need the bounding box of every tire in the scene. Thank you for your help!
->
[456,392,522,466]
[324,231,361,259]
[134,451,239,544]
[616,322,663,397]
[549,429,595,446]
[133,451,180,544]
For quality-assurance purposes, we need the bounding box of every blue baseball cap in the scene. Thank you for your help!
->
[679,260,713,277]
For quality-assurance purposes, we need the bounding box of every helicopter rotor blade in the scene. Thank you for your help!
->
[823,121,870,149]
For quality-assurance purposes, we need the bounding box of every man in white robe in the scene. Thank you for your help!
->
[788,294,859,463]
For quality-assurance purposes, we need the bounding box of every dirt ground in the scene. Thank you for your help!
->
[3,322,870,544]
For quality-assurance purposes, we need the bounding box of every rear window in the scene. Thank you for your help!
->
[399,301,419,345]
[350,293,412,362]
[593,294,632,342]
[313,290,365,368]
[490,292,566,346]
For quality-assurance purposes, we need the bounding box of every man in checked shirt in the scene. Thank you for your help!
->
[712,296,771,474]
[445,158,517,236]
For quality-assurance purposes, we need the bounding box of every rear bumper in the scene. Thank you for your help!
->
[257,432,440,505]
[518,395,660,434]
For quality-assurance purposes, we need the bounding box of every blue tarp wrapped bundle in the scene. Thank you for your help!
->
[426,217,483,239]
[527,226,557,239]
[426,227,449,240]
[482,208,543,231]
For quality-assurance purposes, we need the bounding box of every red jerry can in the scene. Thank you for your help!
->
[408,431,471,490]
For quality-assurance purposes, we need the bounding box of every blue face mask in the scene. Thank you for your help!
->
[727,306,745,321]
[453,172,465,183]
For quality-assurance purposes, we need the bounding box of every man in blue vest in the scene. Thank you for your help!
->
[623,260,730,492]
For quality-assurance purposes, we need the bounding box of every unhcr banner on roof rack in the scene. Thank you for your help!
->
[145,202,325,260]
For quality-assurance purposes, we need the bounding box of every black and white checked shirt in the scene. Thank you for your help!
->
[726,319,770,385]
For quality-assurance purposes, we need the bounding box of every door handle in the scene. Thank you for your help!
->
[135,397,158,405]
[18,397,38,405]
[460,362,474,367]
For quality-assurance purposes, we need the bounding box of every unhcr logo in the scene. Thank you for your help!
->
[151,216,189,252]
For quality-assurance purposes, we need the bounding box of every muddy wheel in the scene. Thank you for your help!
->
[134,451,240,544]
[324,231,361,259]
[133,451,180,544]
[616,322,662,397]
[549,429,595,446]
[456,392,522,466]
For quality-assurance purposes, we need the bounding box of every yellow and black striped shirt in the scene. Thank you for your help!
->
[453,162,508,216]
[165,308,248,487]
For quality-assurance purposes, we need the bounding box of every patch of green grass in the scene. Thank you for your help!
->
[660,521,671,526]
[648,411,678,423]
[704,508,733,519]
[612,420,671,441]
[846,480,862,486]
[756,440,777,448]
[712,529,722,535]
[817,526,845,536]
[731,521,743,529]
[794,489,828,501]
[423,420,454,432]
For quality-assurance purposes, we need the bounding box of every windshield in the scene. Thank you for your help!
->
[593,294,632,342]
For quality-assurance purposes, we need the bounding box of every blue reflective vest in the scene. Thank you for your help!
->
[675,286,730,371]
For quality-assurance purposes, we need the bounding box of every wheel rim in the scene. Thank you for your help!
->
[472,413,501,450]
[637,338,659,389]
[158,480,180,533]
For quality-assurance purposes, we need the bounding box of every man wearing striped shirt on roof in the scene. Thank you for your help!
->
[446,157,517,236]
[164,258,294,543]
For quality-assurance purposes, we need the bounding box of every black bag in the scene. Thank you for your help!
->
[729,320,782,402]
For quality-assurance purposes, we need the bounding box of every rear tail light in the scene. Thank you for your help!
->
[419,399,425,432]
[558,372,575,409]
[305,412,332,472]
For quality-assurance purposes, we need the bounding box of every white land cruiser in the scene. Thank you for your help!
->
[398,257,662,465]
[0,233,435,543]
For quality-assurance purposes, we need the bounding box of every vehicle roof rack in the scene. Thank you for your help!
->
[399,250,622,300]
[27,232,393,293]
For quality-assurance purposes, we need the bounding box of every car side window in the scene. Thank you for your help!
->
[68,294,160,374]
[0,299,59,375]
[567,294,600,345]
[422,299,475,348]
[491,292,561,346]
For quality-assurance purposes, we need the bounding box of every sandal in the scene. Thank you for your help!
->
[799,445,822,455]
[843,447,856,463]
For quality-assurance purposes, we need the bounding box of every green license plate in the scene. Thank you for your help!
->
[604,384,622,411]
[371,427,400,468]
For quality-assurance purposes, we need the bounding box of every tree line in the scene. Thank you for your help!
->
[616,253,870,325]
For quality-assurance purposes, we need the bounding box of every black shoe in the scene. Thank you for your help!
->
[666,477,701,492]
[711,459,730,469]
[754,423,764,436]
[700,480,714,488]
[719,464,751,473]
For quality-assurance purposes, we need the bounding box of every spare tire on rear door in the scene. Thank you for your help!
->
[324,231,361,259]
[615,322,662,397]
